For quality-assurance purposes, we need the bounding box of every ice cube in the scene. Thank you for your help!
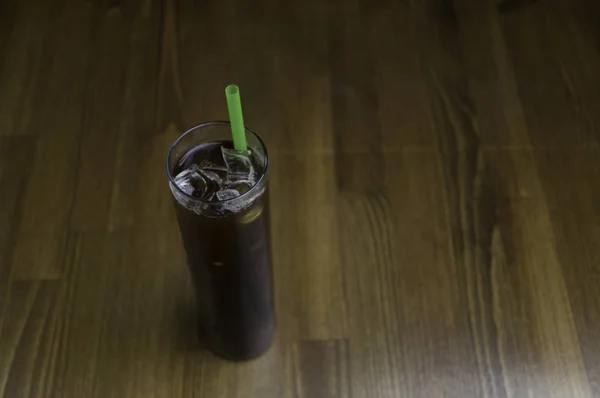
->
[173,168,195,195]
[199,169,222,185]
[221,147,257,186]
[197,160,229,199]
[173,164,208,197]
[216,188,240,201]
[173,163,218,200]
[198,160,228,181]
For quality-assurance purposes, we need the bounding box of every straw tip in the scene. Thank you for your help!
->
[225,84,239,95]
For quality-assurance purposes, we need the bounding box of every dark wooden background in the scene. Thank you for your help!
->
[1,0,600,396]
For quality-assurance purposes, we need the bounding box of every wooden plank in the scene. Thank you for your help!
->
[368,2,436,149]
[329,0,385,193]
[295,340,350,398]
[534,148,600,396]
[124,230,189,398]
[268,75,335,155]
[126,128,191,398]
[0,0,18,62]
[185,347,290,398]
[51,232,120,398]
[424,32,506,395]
[270,153,347,341]
[0,0,51,136]
[339,153,488,397]
[500,0,600,146]
[452,0,530,147]
[0,281,64,398]
[107,0,161,231]
[337,192,404,398]
[485,149,592,397]
[154,0,186,131]
[70,2,133,232]
[11,0,95,279]
[0,136,35,322]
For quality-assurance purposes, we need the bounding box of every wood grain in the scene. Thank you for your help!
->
[0,281,64,398]
[296,340,349,398]
[10,0,94,279]
[271,153,346,341]
[1,0,600,397]
[0,0,50,137]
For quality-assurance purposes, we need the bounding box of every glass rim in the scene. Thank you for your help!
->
[165,120,269,205]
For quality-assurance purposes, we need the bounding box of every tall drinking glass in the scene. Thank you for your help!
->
[166,121,274,360]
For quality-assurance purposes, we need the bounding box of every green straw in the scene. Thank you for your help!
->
[225,84,247,151]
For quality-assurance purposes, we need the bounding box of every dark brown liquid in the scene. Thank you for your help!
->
[173,141,275,360]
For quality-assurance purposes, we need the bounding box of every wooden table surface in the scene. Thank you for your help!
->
[1,0,600,397]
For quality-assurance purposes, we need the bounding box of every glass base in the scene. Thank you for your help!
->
[200,325,276,361]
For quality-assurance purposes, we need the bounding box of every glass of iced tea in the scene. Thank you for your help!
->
[166,121,274,360]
